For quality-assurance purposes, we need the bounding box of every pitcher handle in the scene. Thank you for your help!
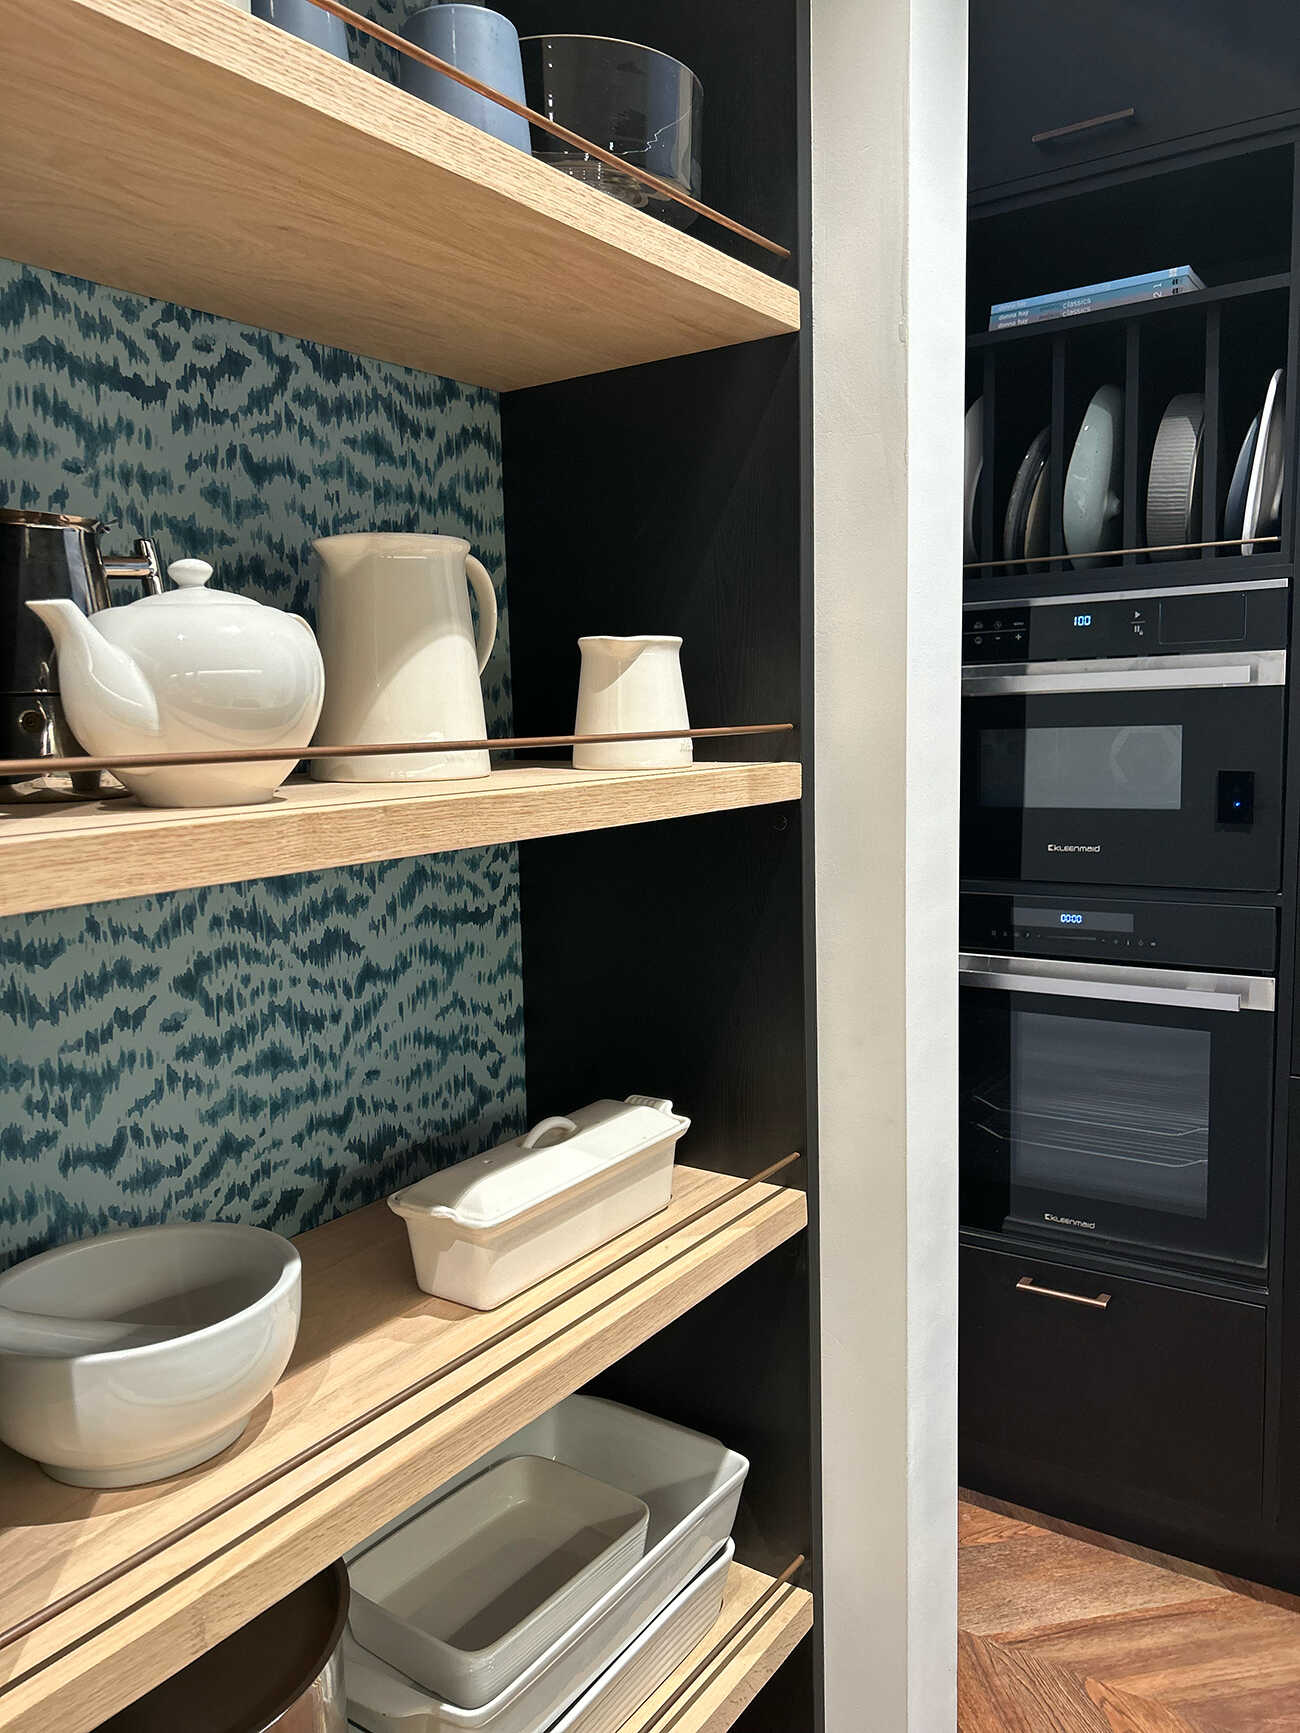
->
[465,555,498,677]
[103,536,164,596]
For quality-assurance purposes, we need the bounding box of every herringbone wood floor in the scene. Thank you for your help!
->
[959,1496,1300,1730]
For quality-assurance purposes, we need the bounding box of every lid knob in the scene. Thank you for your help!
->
[167,559,213,590]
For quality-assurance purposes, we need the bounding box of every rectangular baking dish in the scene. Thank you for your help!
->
[388,1097,690,1309]
[349,1456,649,1709]
[345,1395,748,1733]
[346,1539,731,1733]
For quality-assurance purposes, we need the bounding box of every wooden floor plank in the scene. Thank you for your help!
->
[960,1530,1228,1640]
[958,1499,1300,1733]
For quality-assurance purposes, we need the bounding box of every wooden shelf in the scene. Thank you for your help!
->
[0,1164,807,1731]
[0,760,801,915]
[0,0,799,390]
[615,1562,813,1733]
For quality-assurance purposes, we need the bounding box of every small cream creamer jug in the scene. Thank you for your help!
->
[310,533,498,782]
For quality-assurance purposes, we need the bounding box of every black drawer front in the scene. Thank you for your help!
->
[970,0,1300,194]
[960,1244,1265,1519]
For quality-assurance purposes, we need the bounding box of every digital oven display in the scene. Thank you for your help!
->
[1012,907,1135,934]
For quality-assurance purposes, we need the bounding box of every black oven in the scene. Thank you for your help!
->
[960,892,1276,1280]
[961,583,1287,890]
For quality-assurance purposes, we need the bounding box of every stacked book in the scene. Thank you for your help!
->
[989,266,1205,330]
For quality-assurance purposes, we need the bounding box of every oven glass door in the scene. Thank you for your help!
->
[960,956,1273,1275]
[960,658,1284,889]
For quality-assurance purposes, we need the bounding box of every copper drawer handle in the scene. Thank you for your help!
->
[1032,106,1136,144]
[1016,1274,1111,1310]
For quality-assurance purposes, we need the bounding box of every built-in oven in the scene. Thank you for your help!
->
[961,582,1287,890]
[960,892,1276,1281]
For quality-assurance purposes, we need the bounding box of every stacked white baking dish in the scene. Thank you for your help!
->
[345,1395,749,1733]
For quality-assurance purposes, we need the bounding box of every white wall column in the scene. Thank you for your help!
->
[810,0,967,1724]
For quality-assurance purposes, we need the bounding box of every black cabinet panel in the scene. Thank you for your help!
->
[960,1243,1266,1519]
[970,0,1300,194]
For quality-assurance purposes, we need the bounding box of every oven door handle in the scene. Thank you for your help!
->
[962,650,1285,697]
[958,954,1275,1013]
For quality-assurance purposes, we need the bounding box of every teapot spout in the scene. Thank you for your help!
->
[26,599,161,747]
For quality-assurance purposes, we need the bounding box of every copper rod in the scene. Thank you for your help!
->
[643,1554,808,1733]
[964,534,1281,571]
[300,0,790,260]
[0,1153,803,1665]
[0,722,795,781]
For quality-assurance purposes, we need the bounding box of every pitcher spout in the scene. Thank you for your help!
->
[26,599,161,747]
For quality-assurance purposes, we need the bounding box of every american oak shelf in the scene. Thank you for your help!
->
[0,1164,808,1732]
[613,1561,814,1733]
[0,761,803,916]
[0,0,800,390]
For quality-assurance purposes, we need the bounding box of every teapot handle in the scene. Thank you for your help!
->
[465,556,498,677]
[103,536,164,596]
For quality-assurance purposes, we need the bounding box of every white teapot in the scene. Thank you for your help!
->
[27,559,325,808]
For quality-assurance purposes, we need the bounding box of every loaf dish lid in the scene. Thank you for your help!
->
[388,1097,689,1230]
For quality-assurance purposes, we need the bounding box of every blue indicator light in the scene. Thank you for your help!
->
[1073,613,1093,627]
[1059,912,1084,925]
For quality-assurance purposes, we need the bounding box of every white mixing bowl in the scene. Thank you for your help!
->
[0,1222,301,1487]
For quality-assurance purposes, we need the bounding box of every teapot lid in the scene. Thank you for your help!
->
[131,559,259,608]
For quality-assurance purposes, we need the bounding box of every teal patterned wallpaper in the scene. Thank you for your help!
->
[0,258,525,1269]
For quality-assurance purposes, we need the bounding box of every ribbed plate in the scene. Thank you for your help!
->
[1145,392,1204,560]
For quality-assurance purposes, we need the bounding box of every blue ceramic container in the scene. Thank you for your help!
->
[399,4,532,154]
[252,0,350,61]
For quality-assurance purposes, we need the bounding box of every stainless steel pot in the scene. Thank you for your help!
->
[0,507,162,801]
[96,1560,349,1733]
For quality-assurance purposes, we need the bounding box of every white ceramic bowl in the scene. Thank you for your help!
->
[0,1223,301,1486]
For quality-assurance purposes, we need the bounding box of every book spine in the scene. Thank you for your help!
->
[990,279,1202,329]
[991,267,1201,317]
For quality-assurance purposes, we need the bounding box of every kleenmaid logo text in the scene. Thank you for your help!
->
[1046,1212,1097,1231]
[1047,843,1102,853]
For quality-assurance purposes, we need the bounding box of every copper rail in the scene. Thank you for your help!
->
[0,721,794,781]
[0,1152,803,1679]
[301,0,790,260]
[964,534,1282,571]
[641,1554,808,1732]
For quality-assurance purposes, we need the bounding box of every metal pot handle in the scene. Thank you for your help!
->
[103,536,164,595]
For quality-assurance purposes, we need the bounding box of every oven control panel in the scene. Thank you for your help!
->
[960,893,1276,974]
[963,585,1287,665]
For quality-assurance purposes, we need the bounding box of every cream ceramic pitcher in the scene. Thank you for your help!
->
[311,534,498,782]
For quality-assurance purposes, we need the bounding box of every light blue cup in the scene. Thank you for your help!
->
[252,0,350,60]
[399,4,532,153]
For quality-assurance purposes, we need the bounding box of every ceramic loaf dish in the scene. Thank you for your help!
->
[344,1395,748,1733]
[388,1097,689,1309]
[344,1541,733,1733]
[349,1456,650,1708]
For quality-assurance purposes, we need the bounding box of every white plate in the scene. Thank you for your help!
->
[1243,368,1285,556]
[1224,414,1260,543]
[1064,385,1124,569]
[964,399,983,563]
[1145,392,1204,559]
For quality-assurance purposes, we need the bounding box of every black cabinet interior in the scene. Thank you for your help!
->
[963,9,1300,1589]
[967,148,1298,600]
[499,0,816,1716]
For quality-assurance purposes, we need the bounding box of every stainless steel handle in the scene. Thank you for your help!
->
[103,536,164,596]
[1032,106,1136,144]
[958,953,1275,1014]
[1017,1275,1111,1310]
[962,651,1285,697]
